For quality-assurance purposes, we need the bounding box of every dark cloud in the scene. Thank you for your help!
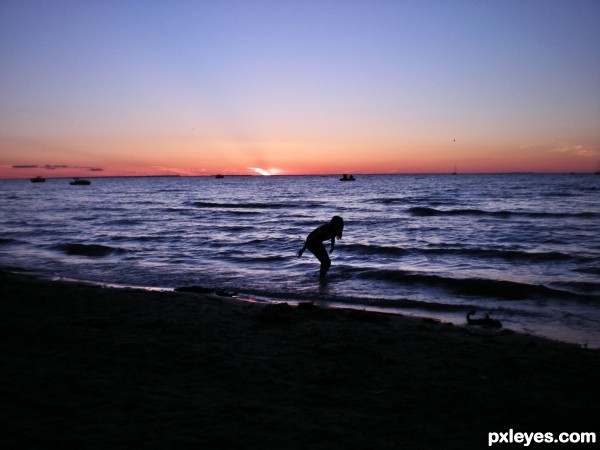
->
[44,165,69,170]
[12,164,103,171]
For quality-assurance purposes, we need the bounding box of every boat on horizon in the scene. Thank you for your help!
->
[215,174,225,179]
[340,174,356,181]
[30,176,46,183]
[70,178,91,185]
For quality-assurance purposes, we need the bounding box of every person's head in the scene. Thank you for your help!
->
[330,215,344,239]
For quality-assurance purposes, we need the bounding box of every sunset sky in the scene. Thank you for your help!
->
[1,0,599,178]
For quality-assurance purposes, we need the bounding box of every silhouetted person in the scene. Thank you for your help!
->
[298,216,344,277]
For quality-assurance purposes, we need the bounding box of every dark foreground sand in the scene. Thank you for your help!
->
[1,269,599,449]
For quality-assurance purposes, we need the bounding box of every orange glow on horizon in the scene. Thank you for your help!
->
[3,156,600,179]
[1,134,599,179]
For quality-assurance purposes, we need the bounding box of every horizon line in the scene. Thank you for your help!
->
[2,171,598,181]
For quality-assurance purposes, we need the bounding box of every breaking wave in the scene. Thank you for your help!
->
[352,268,593,301]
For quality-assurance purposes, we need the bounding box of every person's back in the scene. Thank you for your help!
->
[307,223,336,242]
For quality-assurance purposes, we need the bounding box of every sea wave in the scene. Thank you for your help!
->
[342,244,408,256]
[0,238,20,245]
[107,235,165,243]
[408,207,598,218]
[409,207,510,217]
[370,197,408,205]
[373,197,458,206]
[51,243,128,257]
[193,201,321,209]
[352,268,591,301]
[555,280,600,295]
[103,219,144,226]
[574,266,600,276]
[343,243,581,262]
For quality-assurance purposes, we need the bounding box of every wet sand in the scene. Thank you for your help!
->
[1,269,599,449]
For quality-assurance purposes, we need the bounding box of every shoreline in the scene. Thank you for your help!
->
[19,267,600,350]
[1,268,599,448]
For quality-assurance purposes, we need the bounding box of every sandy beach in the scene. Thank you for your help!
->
[1,268,599,449]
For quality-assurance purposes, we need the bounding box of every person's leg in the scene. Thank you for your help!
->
[307,244,331,277]
[319,257,331,277]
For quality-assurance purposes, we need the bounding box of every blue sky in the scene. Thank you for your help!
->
[1,0,599,176]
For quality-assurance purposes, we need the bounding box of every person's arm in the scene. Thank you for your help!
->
[329,237,335,254]
[297,243,306,257]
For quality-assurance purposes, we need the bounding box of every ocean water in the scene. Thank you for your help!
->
[1,174,599,347]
